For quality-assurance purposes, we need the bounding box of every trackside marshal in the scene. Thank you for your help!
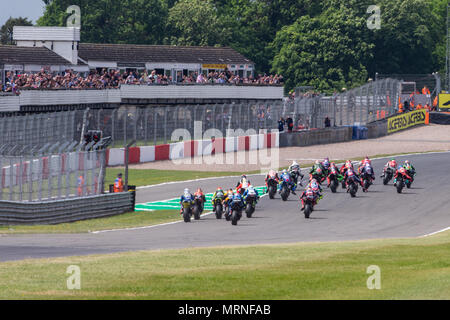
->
[387,110,426,134]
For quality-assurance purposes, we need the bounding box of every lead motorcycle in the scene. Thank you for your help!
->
[230,197,244,226]
[182,200,194,223]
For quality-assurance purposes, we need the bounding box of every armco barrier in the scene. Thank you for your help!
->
[0,192,134,225]
[429,112,450,125]
[366,120,388,139]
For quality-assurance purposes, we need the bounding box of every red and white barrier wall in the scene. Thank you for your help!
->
[106,131,280,166]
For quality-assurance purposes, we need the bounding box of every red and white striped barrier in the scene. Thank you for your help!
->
[106,131,280,166]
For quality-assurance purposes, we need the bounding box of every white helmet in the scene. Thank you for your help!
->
[292,161,299,166]
[184,188,190,194]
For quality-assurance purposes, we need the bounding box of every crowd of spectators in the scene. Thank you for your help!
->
[1,68,284,94]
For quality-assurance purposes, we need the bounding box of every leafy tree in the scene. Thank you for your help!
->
[165,0,230,46]
[0,17,33,45]
[271,5,373,93]
[37,0,168,44]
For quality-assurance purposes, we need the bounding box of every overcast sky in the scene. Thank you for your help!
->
[0,0,46,26]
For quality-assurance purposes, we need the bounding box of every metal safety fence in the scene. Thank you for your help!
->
[0,146,107,202]
[0,79,400,150]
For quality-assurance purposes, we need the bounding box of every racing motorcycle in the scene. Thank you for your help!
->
[361,172,374,192]
[327,167,342,193]
[347,178,359,198]
[245,194,258,218]
[382,167,395,185]
[310,167,324,185]
[182,200,194,223]
[303,197,315,219]
[395,172,412,194]
[213,195,225,219]
[230,197,244,226]
[191,194,204,220]
[279,175,292,201]
[266,176,278,199]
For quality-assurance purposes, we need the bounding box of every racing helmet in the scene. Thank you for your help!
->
[184,188,190,194]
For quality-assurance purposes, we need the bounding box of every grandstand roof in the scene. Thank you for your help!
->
[0,45,75,66]
[78,43,254,65]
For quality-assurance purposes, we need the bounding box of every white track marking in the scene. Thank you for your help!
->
[92,191,270,234]
[419,227,450,238]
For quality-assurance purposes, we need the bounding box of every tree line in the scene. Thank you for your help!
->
[1,0,447,93]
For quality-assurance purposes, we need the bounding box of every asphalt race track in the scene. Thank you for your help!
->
[1,152,449,262]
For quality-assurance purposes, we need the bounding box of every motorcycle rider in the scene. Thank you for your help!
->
[288,161,304,187]
[236,175,250,194]
[340,160,354,186]
[361,156,372,166]
[264,169,279,192]
[243,185,260,205]
[308,178,323,196]
[300,186,319,211]
[322,157,331,170]
[359,162,375,192]
[403,160,416,182]
[310,160,326,183]
[327,162,342,187]
[230,191,245,210]
[360,161,375,180]
[179,188,194,213]
[211,187,225,212]
[279,169,297,195]
[381,158,397,178]
[344,167,363,192]
[393,165,412,186]
[340,160,353,175]
[194,188,206,212]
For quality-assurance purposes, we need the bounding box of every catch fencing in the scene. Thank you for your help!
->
[0,145,107,202]
[290,78,400,129]
[0,79,400,150]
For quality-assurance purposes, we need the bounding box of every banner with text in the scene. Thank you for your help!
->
[387,110,427,134]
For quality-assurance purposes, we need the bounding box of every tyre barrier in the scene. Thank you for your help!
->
[0,192,134,225]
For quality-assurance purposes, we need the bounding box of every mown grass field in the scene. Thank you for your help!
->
[0,231,449,299]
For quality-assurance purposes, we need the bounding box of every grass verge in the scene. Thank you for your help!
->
[0,230,449,299]
[105,168,249,189]
[0,210,180,234]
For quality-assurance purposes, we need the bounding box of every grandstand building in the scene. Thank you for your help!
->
[1,26,254,81]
